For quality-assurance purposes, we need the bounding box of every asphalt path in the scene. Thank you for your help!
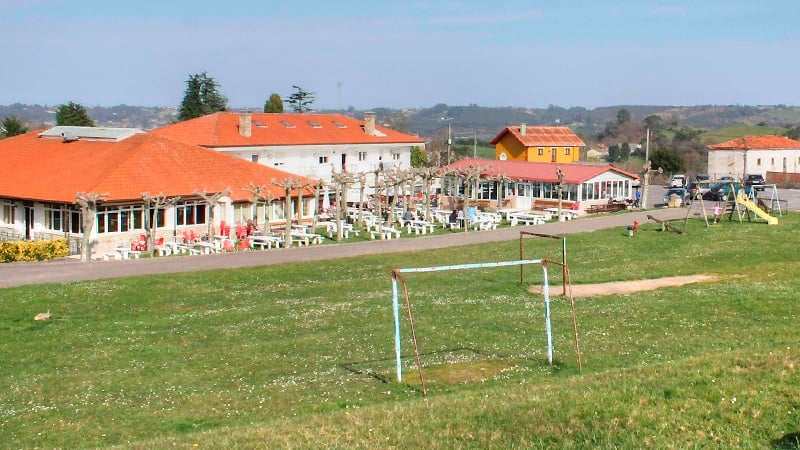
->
[0,208,692,289]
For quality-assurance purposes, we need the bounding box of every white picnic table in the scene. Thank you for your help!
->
[249,234,284,249]
[544,208,579,220]
[405,220,436,235]
[509,213,547,226]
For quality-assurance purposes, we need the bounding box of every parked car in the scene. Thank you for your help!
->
[745,174,766,191]
[695,173,711,183]
[663,188,688,207]
[670,174,686,188]
[706,181,755,201]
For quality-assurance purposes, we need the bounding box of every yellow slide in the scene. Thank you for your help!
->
[736,195,778,225]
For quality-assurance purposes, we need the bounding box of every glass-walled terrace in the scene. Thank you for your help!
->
[443,177,635,203]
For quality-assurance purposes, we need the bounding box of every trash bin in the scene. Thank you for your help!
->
[626,225,633,237]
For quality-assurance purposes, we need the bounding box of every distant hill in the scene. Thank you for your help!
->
[0,103,177,130]
[3,103,799,140]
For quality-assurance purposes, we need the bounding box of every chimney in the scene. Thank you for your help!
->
[520,123,527,136]
[364,111,376,136]
[239,112,252,138]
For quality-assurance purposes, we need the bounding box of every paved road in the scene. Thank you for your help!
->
[0,208,692,289]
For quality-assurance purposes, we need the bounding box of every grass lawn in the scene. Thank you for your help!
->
[2,213,799,448]
[702,124,788,144]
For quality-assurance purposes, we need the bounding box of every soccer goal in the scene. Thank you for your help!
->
[390,258,582,396]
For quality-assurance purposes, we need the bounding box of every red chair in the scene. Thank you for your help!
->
[235,222,247,240]
[238,238,250,251]
[222,239,234,252]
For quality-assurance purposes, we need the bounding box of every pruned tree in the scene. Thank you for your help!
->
[331,171,358,241]
[1,115,28,138]
[286,85,316,113]
[243,183,266,229]
[445,163,491,232]
[311,178,325,231]
[178,72,228,121]
[194,188,231,239]
[356,172,368,229]
[413,167,439,221]
[56,102,95,126]
[75,191,108,261]
[264,93,284,113]
[271,176,312,245]
[141,192,180,257]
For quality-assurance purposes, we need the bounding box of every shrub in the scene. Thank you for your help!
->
[0,239,69,262]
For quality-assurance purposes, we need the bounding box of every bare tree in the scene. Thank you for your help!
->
[272,176,312,245]
[357,173,368,229]
[75,192,108,261]
[331,171,358,241]
[142,192,180,257]
[243,183,266,229]
[445,163,491,232]
[415,167,439,221]
[194,188,231,239]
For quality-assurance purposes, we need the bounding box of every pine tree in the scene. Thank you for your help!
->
[286,85,315,113]
[178,72,228,121]
[264,93,283,113]
[1,115,28,138]
[55,102,95,126]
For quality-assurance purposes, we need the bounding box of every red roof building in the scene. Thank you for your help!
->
[0,127,316,258]
[442,158,639,213]
[706,135,800,180]
[490,125,585,164]
[152,112,425,186]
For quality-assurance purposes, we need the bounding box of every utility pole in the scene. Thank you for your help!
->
[641,128,650,209]
[446,121,452,165]
[556,166,565,221]
[473,128,477,158]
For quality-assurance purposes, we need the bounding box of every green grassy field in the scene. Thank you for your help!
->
[702,125,788,144]
[2,213,799,448]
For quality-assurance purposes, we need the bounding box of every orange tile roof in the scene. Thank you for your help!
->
[707,135,800,150]
[151,112,425,147]
[445,158,637,184]
[489,125,585,147]
[0,131,314,204]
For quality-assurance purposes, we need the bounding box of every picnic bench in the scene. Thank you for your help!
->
[587,202,628,214]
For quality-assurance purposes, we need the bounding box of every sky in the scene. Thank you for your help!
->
[2,0,799,110]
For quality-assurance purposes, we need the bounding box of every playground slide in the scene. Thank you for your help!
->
[736,195,778,225]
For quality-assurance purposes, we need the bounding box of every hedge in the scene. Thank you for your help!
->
[0,239,69,263]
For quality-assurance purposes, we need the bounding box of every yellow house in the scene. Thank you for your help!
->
[490,124,585,164]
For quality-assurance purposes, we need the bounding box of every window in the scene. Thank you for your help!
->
[565,147,571,155]
[358,151,367,161]
[318,156,329,164]
[96,205,146,234]
[174,202,206,227]
[551,147,558,162]
[43,204,82,233]
[251,154,259,163]
[757,158,762,166]
[279,120,295,128]
[391,153,400,161]
[2,202,15,225]
[537,147,544,156]
[771,158,775,165]
[306,120,322,128]
[332,120,347,128]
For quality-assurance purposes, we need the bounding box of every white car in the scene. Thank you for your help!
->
[670,174,686,188]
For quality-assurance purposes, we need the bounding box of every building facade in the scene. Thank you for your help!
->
[707,135,800,180]
[152,111,426,188]
[491,125,585,164]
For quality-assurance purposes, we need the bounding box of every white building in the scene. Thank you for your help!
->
[152,111,426,187]
[707,135,800,180]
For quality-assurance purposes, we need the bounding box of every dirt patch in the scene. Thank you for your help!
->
[529,274,718,298]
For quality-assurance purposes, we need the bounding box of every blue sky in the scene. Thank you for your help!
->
[2,1,799,109]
